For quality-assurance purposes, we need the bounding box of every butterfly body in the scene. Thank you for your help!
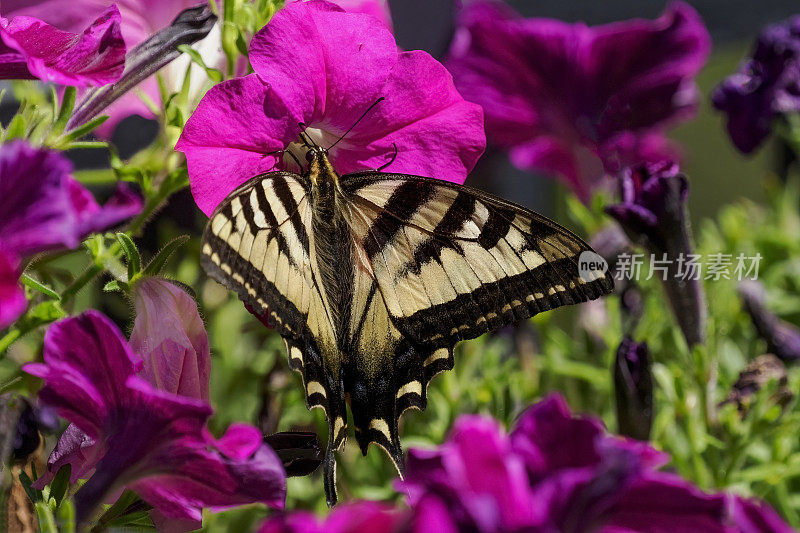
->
[201,146,613,505]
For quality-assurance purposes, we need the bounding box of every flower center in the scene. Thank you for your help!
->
[283,127,333,171]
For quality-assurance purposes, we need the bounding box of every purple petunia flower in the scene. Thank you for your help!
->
[24,310,286,528]
[400,393,792,533]
[445,1,710,201]
[0,141,142,327]
[712,16,800,154]
[0,5,125,87]
[605,161,706,347]
[258,501,403,533]
[176,0,485,215]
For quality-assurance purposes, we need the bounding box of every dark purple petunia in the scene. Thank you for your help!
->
[0,141,142,327]
[605,161,706,347]
[0,5,125,86]
[739,280,800,362]
[258,501,403,533]
[400,393,791,532]
[613,337,653,441]
[445,1,710,200]
[712,16,800,154]
[24,310,286,528]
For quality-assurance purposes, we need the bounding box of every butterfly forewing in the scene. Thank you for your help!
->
[342,173,612,352]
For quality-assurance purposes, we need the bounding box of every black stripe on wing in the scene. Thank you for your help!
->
[342,172,614,351]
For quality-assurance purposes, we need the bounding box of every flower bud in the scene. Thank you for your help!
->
[613,338,653,441]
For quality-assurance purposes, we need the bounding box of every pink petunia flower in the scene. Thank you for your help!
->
[24,309,286,528]
[0,5,125,87]
[445,1,710,201]
[0,141,142,328]
[176,0,485,215]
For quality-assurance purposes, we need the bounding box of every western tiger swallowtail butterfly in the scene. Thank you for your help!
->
[201,134,613,505]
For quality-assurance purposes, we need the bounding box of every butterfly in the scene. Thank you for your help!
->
[200,137,613,505]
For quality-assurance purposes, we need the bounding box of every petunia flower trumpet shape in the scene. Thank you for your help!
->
[605,161,706,347]
[445,1,710,201]
[0,141,142,328]
[712,16,800,154]
[176,0,485,215]
[0,6,125,86]
[613,337,653,440]
[399,393,792,532]
[24,310,287,527]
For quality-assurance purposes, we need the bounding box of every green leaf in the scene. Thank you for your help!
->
[116,233,141,281]
[18,470,42,503]
[177,44,223,83]
[53,86,76,135]
[103,279,128,293]
[49,464,71,506]
[142,235,190,277]
[4,113,27,140]
[61,115,109,143]
[20,274,59,299]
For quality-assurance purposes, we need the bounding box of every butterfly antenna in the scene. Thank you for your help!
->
[377,143,398,171]
[327,97,385,151]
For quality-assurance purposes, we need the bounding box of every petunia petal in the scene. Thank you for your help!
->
[446,0,709,198]
[176,74,298,215]
[0,6,125,86]
[23,311,142,438]
[0,141,142,258]
[0,250,25,329]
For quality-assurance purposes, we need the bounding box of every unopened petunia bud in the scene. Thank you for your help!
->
[739,281,800,362]
[605,162,706,347]
[613,337,653,441]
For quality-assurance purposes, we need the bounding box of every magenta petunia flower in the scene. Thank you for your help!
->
[258,501,403,533]
[400,393,792,532]
[0,5,125,87]
[176,0,485,215]
[712,16,800,154]
[24,310,286,527]
[445,1,710,200]
[0,141,141,327]
[288,0,392,31]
